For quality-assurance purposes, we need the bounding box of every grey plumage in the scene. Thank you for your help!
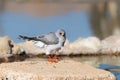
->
[36,32,59,45]
[19,29,66,55]
[19,29,66,45]
[19,32,58,45]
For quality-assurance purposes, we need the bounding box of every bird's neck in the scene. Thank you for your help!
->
[57,38,64,46]
[58,42,62,46]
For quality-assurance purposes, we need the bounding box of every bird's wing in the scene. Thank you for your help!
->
[36,32,59,45]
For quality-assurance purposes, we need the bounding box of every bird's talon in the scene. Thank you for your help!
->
[48,59,58,63]
[53,55,61,61]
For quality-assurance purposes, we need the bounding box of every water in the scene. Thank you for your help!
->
[26,55,120,67]
[0,1,93,42]
[1,11,92,42]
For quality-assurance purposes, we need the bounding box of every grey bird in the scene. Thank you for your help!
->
[19,29,66,62]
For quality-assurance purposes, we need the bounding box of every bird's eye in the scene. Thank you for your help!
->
[59,33,62,35]
[59,32,65,37]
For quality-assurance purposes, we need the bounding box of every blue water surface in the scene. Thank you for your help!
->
[99,64,120,80]
[1,11,93,42]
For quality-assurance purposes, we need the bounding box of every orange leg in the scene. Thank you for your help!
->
[53,55,59,60]
[48,55,57,63]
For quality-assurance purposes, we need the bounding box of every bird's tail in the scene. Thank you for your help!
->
[19,35,37,41]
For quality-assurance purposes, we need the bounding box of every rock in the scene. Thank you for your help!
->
[101,36,120,54]
[59,39,72,55]
[0,36,27,62]
[18,41,45,55]
[0,36,13,57]
[69,37,101,54]
[0,60,115,80]
[64,39,70,48]
[12,44,25,54]
[0,36,24,55]
[9,40,25,55]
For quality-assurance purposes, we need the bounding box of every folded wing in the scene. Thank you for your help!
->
[19,32,59,45]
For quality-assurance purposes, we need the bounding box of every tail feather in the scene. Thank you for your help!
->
[19,35,37,41]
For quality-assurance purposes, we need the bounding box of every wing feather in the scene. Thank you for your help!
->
[36,32,59,45]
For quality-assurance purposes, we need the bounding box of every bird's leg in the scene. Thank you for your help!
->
[56,51,62,55]
[48,55,52,59]
[54,51,62,61]
[53,55,59,60]
[48,55,57,63]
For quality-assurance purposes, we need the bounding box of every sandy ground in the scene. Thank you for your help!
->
[0,60,115,80]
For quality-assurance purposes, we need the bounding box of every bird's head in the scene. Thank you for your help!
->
[56,29,66,39]
[56,29,66,46]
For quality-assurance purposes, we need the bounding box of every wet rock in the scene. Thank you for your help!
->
[101,36,120,54]
[0,60,115,80]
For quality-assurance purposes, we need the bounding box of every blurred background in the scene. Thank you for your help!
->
[0,0,120,42]
[1,0,120,71]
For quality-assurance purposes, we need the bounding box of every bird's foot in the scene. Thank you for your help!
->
[48,55,52,59]
[53,55,60,60]
[48,59,58,63]
[48,55,58,63]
